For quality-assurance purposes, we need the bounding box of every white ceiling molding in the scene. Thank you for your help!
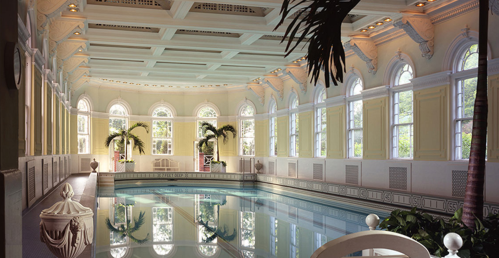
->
[362,85,389,100]
[326,95,346,108]
[344,37,378,75]
[411,70,451,91]
[394,14,434,59]
[285,68,308,94]
[429,0,479,24]
[247,84,265,105]
[263,77,284,100]
[491,0,499,16]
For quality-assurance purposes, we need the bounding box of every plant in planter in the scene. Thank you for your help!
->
[105,122,149,172]
[379,207,499,258]
[198,122,236,173]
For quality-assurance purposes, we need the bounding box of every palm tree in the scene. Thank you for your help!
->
[462,0,489,228]
[105,210,150,244]
[105,122,149,161]
[275,0,360,88]
[198,122,236,162]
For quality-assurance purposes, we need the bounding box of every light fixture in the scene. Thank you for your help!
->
[376,22,384,26]
[69,8,78,12]
[384,18,392,22]
[427,0,436,2]
[74,32,80,35]
[78,49,82,52]
[68,3,76,8]
[415,2,425,7]
[368,25,376,29]
[360,29,368,33]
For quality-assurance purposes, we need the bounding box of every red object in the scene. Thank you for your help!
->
[114,151,119,172]
[199,153,204,172]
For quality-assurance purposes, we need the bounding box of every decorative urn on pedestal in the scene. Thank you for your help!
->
[39,183,94,258]
[255,160,263,173]
[90,158,99,172]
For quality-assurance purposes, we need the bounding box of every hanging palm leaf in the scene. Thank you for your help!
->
[275,0,360,88]
[105,210,150,244]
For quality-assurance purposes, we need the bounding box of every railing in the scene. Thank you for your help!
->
[204,155,214,166]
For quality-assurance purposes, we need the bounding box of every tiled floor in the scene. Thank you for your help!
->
[22,174,90,258]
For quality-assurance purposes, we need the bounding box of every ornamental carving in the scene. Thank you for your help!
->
[63,56,88,73]
[394,14,434,59]
[344,37,378,74]
[37,0,72,30]
[247,84,265,105]
[263,77,284,99]
[69,69,88,83]
[491,0,499,16]
[56,40,87,61]
[285,68,308,93]
[50,19,86,48]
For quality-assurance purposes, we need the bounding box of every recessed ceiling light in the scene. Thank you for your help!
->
[427,0,436,2]
[368,25,376,29]
[376,22,384,26]
[415,2,425,7]
[78,49,82,52]
[68,4,76,8]
[360,29,368,33]
[74,32,80,35]
[69,8,78,12]
[384,18,392,22]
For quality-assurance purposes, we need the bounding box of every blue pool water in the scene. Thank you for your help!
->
[96,185,389,258]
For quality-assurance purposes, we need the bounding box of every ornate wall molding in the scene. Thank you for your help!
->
[325,95,346,108]
[63,56,89,73]
[344,37,378,75]
[49,19,86,49]
[69,69,88,83]
[394,14,434,59]
[430,0,479,24]
[56,40,87,61]
[362,85,389,100]
[411,70,451,91]
[263,77,284,99]
[285,68,308,93]
[246,84,265,105]
[37,0,74,30]
[71,77,90,91]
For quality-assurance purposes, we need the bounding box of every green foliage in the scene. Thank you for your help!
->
[105,122,149,160]
[198,122,236,162]
[380,208,499,257]
[118,159,134,163]
[105,210,149,244]
[210,161,227,167]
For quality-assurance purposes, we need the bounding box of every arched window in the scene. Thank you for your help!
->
[454,43,481,160]
[77,99,91,154]
[197,106,218,138]
[152,207,174,255]
[109,103,129,155]
[239,104,255,156]
[152,107,173,155]
[392,64,414,159]
[347,78,363,158]
[315,88,326,157]
[289,94,299,157]
[240,211,256,257]
[269,100,277,157]
[195,194,219,257]
[110,199,130,258]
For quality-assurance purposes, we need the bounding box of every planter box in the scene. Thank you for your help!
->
[210,163,226,173]
[125,163,135,172]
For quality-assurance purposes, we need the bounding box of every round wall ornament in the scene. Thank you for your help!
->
[4,41,22,90]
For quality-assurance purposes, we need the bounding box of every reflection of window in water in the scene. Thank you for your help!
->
[290,224,299,258]
[110,198,130,258]
[196,194,218,256]
[241,211,255,257]
[313,232,327,252]
[153,207,174,255]
[270,217,278,256]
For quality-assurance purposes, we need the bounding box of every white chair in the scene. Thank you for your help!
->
[311,214,463,258]
[152,158,180,172]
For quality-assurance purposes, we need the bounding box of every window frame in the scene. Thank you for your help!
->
[196,107,218,139]
[77,99,91,154]
[269,100,277,157]
[151,106,174,156]
[239,104,255,156]
[346,77,363,159]
[289,94,299,157]
[152,206,174,256]
[314,88,327,158]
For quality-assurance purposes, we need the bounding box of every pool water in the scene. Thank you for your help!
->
[96,185,389,258]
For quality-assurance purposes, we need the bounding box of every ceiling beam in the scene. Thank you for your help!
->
[170,1,195,19]
[88,71,251,84]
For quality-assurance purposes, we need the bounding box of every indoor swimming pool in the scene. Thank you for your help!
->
[96,185,390,258]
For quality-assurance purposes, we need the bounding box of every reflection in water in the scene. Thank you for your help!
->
[97,186,388,258]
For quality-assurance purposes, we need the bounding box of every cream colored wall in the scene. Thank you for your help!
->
[255,120,268,157]
[92,117,109,155]
[363,97,389,160]
[327,106,346,159]
[298,111,314,158]
[277,116,289,157]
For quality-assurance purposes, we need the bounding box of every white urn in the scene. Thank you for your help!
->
[39,183,94,258]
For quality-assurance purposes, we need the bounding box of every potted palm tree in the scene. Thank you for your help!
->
[105,122,149,172]
[198,122,236,173]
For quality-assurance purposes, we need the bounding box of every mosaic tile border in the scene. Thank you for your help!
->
[112,172,257,182]
[257,175,499,216]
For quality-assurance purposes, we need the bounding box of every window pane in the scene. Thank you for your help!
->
[398,90,413,123]
[240,105,254,116]
[462,44,479,71]
[153,107,173,118]
[109,118,126,133]
[153,207,173,242]
[397,125,413,158]
[398,64,413,85]
[241,138,255,156]
[153,120,172,138]
[321,132,327,157]
[78,135,88,154]
[153,245,173,255]
[153,139,172,155]
[77,100,89,111]
[198,107,217,118]
[241,120,255,137]
[351,78,363,96]
[110,104,126,116]
[462,77,477,118]
[353,101,363,128]
[461,119,473,159]
[353,129,363,158]
[78,115,88,134]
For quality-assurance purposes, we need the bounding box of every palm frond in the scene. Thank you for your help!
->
[217,124,236,144]
[128,122,149,134]
[128,233,150,244]
[105,132,123,148]
[275,0,360,88]
[201,122,218,137]
[105,218,122,233]
[198,134,216,150]
[129,133,146,155]
[129,211,147,233]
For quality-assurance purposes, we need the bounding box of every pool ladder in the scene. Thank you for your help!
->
[240,157,255,187]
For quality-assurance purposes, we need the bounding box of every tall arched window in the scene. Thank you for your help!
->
[110,198,130,258]
[392,64,414,159]
[454,43,480,160]
[197,107,218,138]
[239,104,255,156]
[195,194,218,257]
[152,206,174,255]
[269,100,277,156]
[240,211,256,257]
[347,78,363,158]
[77,99,91,154]
[289,94,299,157]
[152,107,173,155]
[109,103,129,155]
[315,88,326,157]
